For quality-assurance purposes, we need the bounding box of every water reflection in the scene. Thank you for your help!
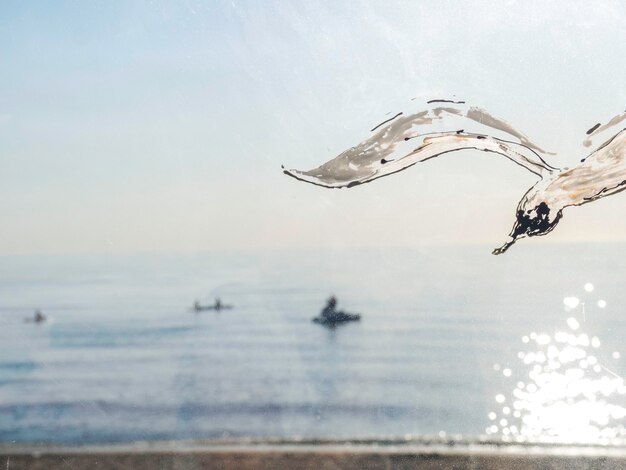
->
[487,284,626,444]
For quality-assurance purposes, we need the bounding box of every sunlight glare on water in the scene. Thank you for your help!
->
[487,284,626,444]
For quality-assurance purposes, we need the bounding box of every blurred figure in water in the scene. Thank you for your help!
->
[26,310,46,323]
[322,296,337,319]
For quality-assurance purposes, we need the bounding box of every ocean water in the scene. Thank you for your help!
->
[0,244,625,444]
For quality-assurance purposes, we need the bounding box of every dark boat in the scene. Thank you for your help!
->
[312,296,361,325]
[193,298,232,312]
[194,304,233,312]
[25,310,46,324]
[312,311,361,325]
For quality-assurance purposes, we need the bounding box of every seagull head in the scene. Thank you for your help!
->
[493,187,564,255]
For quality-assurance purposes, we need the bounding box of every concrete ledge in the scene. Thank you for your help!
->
[2,440,626,469]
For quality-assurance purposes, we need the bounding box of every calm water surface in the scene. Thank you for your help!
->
[0,244,624,443]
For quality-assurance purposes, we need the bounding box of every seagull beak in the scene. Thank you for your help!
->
[492,239,516,256]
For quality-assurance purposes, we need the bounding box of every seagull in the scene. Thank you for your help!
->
[283,99,626,255]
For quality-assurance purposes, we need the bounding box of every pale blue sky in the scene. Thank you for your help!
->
[2,1,626,254]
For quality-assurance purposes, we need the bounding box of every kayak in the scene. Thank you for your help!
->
[312,311,361,324]
[194,305,233,312]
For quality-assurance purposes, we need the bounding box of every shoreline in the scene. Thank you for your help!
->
[3,438,626,469]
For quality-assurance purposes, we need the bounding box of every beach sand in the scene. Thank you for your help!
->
[2,439,626,469]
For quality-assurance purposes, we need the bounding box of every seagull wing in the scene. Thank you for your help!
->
[283,102,557,188]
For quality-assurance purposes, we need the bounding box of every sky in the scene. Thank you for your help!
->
[1,0,626,255]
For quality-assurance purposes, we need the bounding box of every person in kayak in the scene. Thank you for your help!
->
[28,310,46,323]
[321,296,338,319]
[313,296,360,325]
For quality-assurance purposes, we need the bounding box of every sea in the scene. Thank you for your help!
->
[1,244,625,444]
